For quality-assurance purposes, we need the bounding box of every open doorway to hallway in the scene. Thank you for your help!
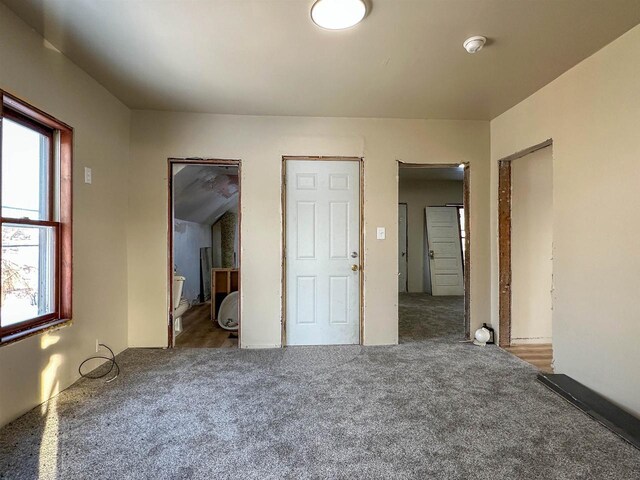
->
[397,164,470,342]
[498,141,554,372]
[168,159,241,348]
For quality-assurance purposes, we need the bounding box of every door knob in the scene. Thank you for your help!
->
[429,250,435,259]
[351,264,359,271]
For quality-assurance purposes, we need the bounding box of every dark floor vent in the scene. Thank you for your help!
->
[537,373,640,450]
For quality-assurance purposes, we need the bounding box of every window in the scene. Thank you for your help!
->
[0,92,72,344]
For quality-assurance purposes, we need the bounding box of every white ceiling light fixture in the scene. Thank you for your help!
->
[463,35,487,54]
[311,0,367,30]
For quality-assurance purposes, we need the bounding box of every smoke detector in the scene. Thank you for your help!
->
[463,36,487,54]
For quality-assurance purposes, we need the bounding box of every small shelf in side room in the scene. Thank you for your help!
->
[211,268,239,320]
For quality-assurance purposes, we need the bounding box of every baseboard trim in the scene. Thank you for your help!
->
[537,373,640,450]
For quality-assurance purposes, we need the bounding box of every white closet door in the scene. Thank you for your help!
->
[286,160,360,345]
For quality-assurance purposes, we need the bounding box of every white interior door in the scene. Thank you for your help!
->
[285,160,360,345]
[398,204,408,292]
[426,206,464,296]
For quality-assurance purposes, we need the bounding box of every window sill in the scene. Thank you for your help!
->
[0,318,72,348]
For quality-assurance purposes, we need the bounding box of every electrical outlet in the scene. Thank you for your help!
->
[84,167,92,184]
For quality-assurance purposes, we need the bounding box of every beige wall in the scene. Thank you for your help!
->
[398,179,463,292]
[511,147,553,344]
[128,113,491,348]
[0,6,130,426]
[491,25,640,415]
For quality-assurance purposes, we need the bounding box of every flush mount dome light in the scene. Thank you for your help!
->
[311,0,367,30]
[463,35,487,54]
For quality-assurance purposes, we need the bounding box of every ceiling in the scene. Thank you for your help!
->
[4,0,640,120]
[399,167,463,182]
[173,165,238,225]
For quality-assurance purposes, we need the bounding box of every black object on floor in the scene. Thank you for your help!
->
[537,373,640,450]
[78,343,120,383]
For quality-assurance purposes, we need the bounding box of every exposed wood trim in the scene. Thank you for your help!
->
[498,160,512,347]
[237,161,242,347]
[359,159,365,344]
[167,158,241,349]
[2,108,54,137]
[397,162,464,169]
[281,156,364,346]
[2,91,73,131]
[283,156,361,162]
[167,160,174,348]
[0,319,72,348]
[0,217,59,227]
[497,139,552,164]
[0,312,60,337]
[463,164,471,339]
[59,128,73,320]
[0,90,73,341]
[168,157,241,165]
[497,139,553,347]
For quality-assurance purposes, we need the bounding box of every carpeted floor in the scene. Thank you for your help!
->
[1,294,638,479]
[398,293,466,342]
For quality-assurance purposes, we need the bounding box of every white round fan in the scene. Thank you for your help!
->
[217,291,239,331]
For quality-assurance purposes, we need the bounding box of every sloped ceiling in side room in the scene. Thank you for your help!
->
[173,165,238,225]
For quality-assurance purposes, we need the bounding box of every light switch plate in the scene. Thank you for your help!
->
[376,227,386,240]
[84,167,92,184]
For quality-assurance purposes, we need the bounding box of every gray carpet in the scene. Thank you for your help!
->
[1,294,638,479]
[399,293,466,342]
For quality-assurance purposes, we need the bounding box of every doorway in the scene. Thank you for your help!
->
[282,157,363,346]
[397,163,470,341]
[498,140,554,372]
[167,158,241,348]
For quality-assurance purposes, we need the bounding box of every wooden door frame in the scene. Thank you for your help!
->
[398,202,409,293]
[497,139,552,347]
[281,156,365,346]
[397,162,471,339]
[167,158,242,349]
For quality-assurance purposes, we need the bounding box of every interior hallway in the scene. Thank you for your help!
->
[1,298,637,479]
[399,293,465,342]
[400,293,554,373]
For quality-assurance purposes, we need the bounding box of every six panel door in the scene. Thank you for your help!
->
[285,160,360,345]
